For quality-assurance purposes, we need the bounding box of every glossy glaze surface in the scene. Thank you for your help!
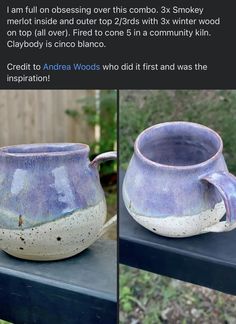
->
[0,144,104,230]
[123,122,236,237]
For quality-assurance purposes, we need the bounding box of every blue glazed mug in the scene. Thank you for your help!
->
[123,122,236,237]
[0,143,117,260]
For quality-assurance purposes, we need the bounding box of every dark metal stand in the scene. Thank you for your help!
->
[0,240,117,323]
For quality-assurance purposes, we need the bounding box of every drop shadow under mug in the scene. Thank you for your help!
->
[0,143,117,260]
[123,121,236,238]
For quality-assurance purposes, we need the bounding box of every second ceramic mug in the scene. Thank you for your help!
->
[123,121,236,237]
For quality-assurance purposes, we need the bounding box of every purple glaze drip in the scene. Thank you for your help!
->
[0,143,104,229]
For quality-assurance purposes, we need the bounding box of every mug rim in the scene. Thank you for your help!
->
[0,143,90,157]
[134,121,223,170]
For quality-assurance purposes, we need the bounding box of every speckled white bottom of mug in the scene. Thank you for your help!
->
[125,201,226,238]
[0,199,106,261]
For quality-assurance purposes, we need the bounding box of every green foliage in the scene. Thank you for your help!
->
[66,90,117,175]
[119,265,164,321]
[120,286,133,313]
[120,265,236,323]
[64,109,79,119]
[161,285,178,307]
[120,90,236,173]
[96,90,117,155]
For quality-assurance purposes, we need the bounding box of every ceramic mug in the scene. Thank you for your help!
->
[0,143,117,260]
[123,121,236,238]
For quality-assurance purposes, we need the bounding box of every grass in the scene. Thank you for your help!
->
[103,189,117,240]
[119,90,236,323]
[120,265,236,324]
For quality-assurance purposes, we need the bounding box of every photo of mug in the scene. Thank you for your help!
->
[0,143,117,260]
[123,121,236,237]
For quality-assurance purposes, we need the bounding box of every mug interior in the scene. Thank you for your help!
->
[137,122,222,167]
[0,143,87,155]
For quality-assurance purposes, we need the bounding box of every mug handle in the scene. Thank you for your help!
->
[200,171,236,233]
[90,151,117,238]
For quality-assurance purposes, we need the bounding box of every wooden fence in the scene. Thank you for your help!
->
[0,90,95,147]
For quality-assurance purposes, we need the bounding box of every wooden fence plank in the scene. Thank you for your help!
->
[0,90,8,146]
[0,90,95,147]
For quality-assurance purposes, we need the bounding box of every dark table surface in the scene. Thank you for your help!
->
[0,239,117,324]
[119,170,236,295]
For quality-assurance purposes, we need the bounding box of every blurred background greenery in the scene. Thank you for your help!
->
[120,265,236,324]
[66,89,117,239]
[120,90,236,324]
[66,89,117,176]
